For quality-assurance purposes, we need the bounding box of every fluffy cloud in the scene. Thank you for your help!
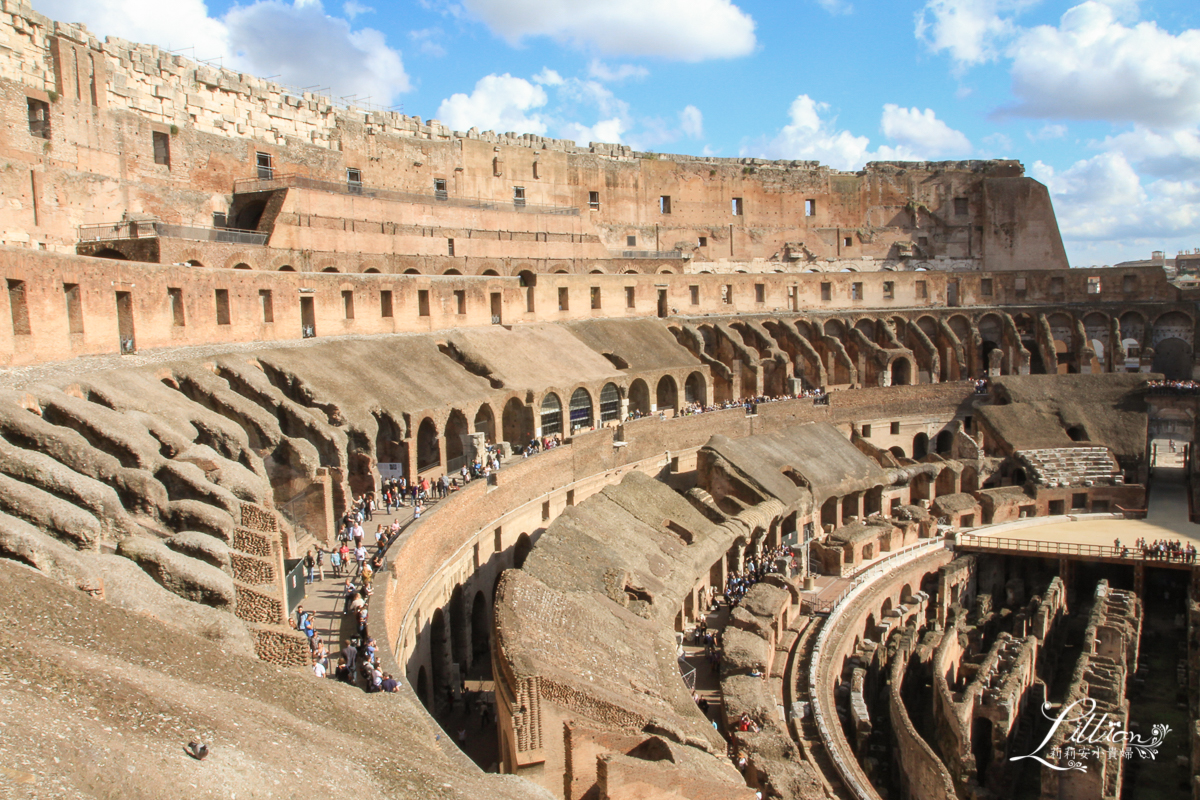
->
[748,96,975,168]
[409,28,447,57]
[880,105,971,157]
[1004,2,1200,127]
[458,0,756,61]
[435,74,549,134]
[915,0,1032,68]
[815,0,853,15]
[680,105,703,139]
[38,0,410,103]
[1100,127,1200,179]
[587,60,649,82]
[561,118,628,145]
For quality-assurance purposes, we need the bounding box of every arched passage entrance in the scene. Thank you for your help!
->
[429,608,449,713]
[685,371,706,405]
[656,375,679,415]
[449,585,467,668]
[1152,338,1192,380]
[502,398,531,447]
[514,533,532,568]
[444,409,469,470]
[473,403,496,442]
[599,383,621,423]
[540,393,563,436]
[417,418,440,472]
[470,590,490,675]
[890,358,911,386]
[913,432,929,460]
[628,379,650,417]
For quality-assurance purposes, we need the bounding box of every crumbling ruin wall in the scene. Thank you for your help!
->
[888,624,957,800]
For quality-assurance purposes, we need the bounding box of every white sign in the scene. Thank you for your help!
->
[378,462,405,476]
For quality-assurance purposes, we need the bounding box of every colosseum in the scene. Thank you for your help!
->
[0,4,1196,799]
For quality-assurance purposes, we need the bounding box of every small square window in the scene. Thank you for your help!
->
[722,285,733,304]
[346,167,362,186]
[754,283,764,303]
[918,236,929,247]
[626,235,637,247]
[27,98,49,139]
[732,197,743,216]
[698,236,707,247]
[954,197,968,216]
[851,282,862,300]
[883,281,894,300]
[804,199,816,217]
[890,421,900,435]
[168,287,185,327]
[861,424,871,438]
[843,237,853,248]
[434,178,447,194]
[1122,274,1136,293]
[659,195,671,214]
[916,281,927,299]
[513,186,526,206]
[1087,276,1101,294]
[1051,276,1065,294]
[588,191,600,210]
[820,282,831,302]
[981,278,993,296]
[255,152,273,180]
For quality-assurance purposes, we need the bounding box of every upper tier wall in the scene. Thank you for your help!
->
[0,247,1177,367]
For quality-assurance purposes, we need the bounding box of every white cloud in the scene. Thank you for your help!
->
[342,1,373,20]
[1028,123,1067,141]
[533,68,565,86]
[982,132,1014,154]
[459,0,756,61]
[1003,2,1200,127]
[815,0,853,15]
[587,60,649,82]
[409,27,447,57]
[680,105,703,139]
[561,118,627,145]
[435,73,549,134]
[748,95,887,170]
[38,0,410,103]
[915,0,1033,68]
[1100,127,1200,179]
[879,105,972,157]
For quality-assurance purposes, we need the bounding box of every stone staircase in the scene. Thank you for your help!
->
[1015,447,1120,487]
[233,503,310,666]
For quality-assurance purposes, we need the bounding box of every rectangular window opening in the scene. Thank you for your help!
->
[558,287,569,311]
[916,280,928,299]
[1051,276,1065,295]
[255,152,273,180]
[862,424,871,438]
[890,421,900,435]
[214,289,231,326]
[347,168,362,191]
[513,186,526,206]
[722,285,733,304]
[659,195,671,214]
[820,282,831,302]
[851,282,863,301]
[64,283,83,334]
[689,285,699,305]
[626,234,637,247]
[804,199,816,217]
[754,283,765,304]
[698,236,707,247]
[954,197,969,216]
[168,287,185,327]
[1122,274,1136,293]
[342,290,355,319]
[259,289,273,323]
[380,290,393,318]
[883,281,894,300]
[26,98,49,139]
[590,286,601,310]
[588,191,600,210]
[981,278,993,297]
[434,178,447,199]
[417,289,430,317]
[625,286,635,309]
[152,131,170,167]
[454,289,466,315]
[732,197,743,216]
[843,236,853,248]
[447,238,455,256]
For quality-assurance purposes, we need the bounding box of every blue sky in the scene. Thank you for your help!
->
[38,0,1200,267]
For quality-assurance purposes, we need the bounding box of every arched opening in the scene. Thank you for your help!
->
[482,269,500,276]
[429,608,448,714]
[821,496,838,529]
[321,266,340,273]
[568,387,593,432]
[470,590,490,675]
[599,382,621,423]
[514,533,532,569]
[364,267,381,274]
[890,358,911,386]
[518,270,537,312]
[417,666,429,709]
[473,404,496,442]
[185,259,203,267]
[684,371,706,405]
[889,446,906,460]
[656,375,678,415]
[1067,425,1087,442]
[1012,467,1027,485]
[935,430,953,455]
[540,393,563,436]
[403,268,421,275]
[278,264,295,271]
[628,379,651,417]
[234,199,266,231]
[416,418,440,472]
[502,397,531,447]
[449,585,467,668]
[91,248,128,260]
[444,268,462,275]
[1152,337,1192,380]
[233,262,251,270]
[444,409,470,470]
[913,432,929,460]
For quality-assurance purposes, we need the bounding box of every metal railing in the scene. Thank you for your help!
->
[231,173,581,216]
[615,250,688,259]
[78,220,268,246]
[957,533,1196,564]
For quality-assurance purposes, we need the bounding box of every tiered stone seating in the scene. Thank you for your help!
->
[1015,447,1120,487]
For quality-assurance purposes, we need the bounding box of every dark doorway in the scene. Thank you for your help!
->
[115,291,135,353]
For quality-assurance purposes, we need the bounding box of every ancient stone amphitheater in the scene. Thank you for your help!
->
[0,4,1197,799]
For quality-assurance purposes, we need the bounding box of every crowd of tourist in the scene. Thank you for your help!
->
[1146,379,1200,395]
[677,388,829,418]
[1120,536,1198,562]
